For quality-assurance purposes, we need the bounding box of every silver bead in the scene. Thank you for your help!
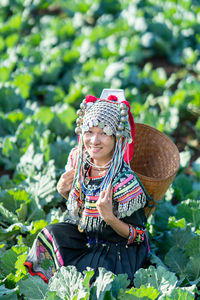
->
[121,109,128,116]
[76,118,81,125]
[117,123,124,131]
[103,126,113,136]
[120,103,127,109]
[116,131,122,137]
[80,103,85,110]
[77,109,82,116]
[75,127,82,134]
[120,116,128,123]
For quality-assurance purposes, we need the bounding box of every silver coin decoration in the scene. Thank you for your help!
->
[103,126,113,136]
[98,122,104,128]
[93,119,99,126]
[74,97,132,143]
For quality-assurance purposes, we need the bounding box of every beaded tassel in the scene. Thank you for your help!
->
[70,133,131,231]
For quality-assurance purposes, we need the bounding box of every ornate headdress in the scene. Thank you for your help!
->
[75,93,135,164]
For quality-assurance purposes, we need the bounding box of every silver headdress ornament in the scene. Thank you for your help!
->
[75,89,132,143]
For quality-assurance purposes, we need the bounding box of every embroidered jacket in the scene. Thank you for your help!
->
[64,147,147,232]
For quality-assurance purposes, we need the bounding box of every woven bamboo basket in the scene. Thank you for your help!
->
[130,123,180,217]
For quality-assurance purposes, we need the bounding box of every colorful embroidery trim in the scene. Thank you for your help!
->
[40,228,64,267]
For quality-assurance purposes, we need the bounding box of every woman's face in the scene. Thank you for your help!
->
[83,126,115,166]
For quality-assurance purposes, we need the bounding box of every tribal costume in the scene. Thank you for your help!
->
[25,91,150,284]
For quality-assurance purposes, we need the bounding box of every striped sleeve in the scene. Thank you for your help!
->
[112,170,146,218]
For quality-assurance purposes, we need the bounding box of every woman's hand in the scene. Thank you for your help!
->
[96,184,115,223]
[57,169,75,199]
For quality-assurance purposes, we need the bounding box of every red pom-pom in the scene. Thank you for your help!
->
[85,95,97,103]
[107,95,118,101]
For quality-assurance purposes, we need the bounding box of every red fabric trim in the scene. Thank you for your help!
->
[121,100,135,164]
[24,261,49,284]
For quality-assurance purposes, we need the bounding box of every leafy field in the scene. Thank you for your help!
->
[0,0,200,299]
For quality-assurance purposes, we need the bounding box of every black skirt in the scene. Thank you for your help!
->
[24,222,149,284]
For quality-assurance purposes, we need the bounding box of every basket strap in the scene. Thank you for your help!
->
[148,199,164,206]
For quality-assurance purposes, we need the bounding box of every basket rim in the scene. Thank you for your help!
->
[131,123,180,181]
[134,123,179,149]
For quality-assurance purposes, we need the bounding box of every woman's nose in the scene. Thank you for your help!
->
[91,133,100,144]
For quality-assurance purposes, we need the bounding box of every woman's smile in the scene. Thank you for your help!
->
[83,126,115,166]
[90,146,102,153]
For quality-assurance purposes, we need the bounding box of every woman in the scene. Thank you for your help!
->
[24,93,149,284]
